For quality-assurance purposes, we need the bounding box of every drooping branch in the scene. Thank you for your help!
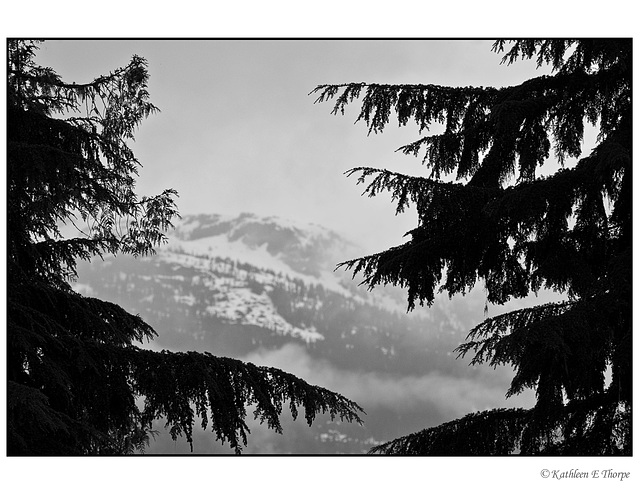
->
[369,408,531,455]
[311,82,498,136]
[456,301,574,366]
[370,391,630,455]
[132,349,364,453]
[8,281,365,454]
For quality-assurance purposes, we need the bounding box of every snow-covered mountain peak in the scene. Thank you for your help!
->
[168,212,360,278]
[175,212,337,242]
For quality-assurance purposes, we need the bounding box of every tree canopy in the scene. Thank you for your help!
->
[312,39,631,455]
[7,39,363,455]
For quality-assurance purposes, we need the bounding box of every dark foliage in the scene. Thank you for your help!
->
[313,39,631,454]
[7,40,363,455]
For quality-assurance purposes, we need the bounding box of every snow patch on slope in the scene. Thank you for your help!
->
[204,287,324,344]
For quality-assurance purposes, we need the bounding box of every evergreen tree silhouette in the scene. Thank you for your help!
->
[7,40,363,455]
[312,39,630,455]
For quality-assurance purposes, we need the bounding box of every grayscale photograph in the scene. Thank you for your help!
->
[6,36,632,468]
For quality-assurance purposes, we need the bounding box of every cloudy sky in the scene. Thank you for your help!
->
[34,39,549,254]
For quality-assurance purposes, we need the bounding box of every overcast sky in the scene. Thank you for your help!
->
[35,39,548,254]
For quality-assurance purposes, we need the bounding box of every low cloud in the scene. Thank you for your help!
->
[146,343,536,453]
[242,343,535,422]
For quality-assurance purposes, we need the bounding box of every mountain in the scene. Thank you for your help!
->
[73,212,531,453]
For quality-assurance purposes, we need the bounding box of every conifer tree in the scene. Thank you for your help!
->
[312,39,631,455]
[7,39,363,455]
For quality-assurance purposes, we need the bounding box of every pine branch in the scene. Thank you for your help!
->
[370,390,629,455]
[312,82,498,136]
[456,301,574,365]
[369,408,531,455]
